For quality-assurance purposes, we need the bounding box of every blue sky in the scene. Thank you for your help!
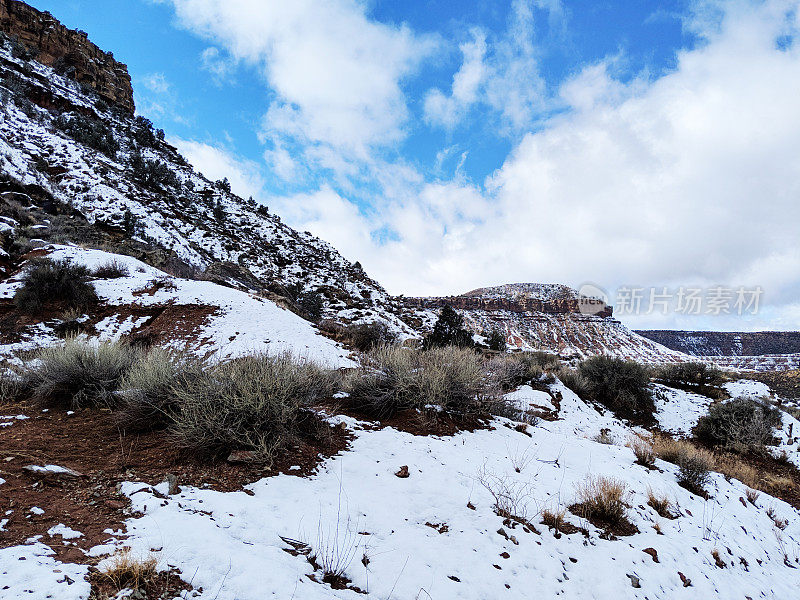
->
[33,1,800,331]
[42,1,691,189]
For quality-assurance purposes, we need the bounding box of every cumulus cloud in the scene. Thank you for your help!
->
[162,0,800,330]
[279,0,800,330]
[166,0,436,166]
[424,29,488,129]
[424,1,549,132]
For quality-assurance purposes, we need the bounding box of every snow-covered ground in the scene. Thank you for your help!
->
[4,379,799,599]
[0,245,353,367]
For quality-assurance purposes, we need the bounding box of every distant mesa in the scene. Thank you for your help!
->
[404,282,614,319]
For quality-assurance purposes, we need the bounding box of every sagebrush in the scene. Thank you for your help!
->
[13,257,98,314]
[21,338,141,409]
[167,353,336,462]
[578,355,653,419]
[344,345,490,418]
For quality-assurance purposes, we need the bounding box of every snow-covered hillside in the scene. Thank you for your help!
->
[0,34,413,332]
[0,245,353,367]
[3,378,800,599]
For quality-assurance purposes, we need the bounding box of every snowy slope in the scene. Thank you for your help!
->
[4,379,800,599]
[0,245,353,366]
[451,307,689,362]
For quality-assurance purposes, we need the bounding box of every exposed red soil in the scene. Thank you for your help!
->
[0,298,219,352]
[332,403,494,437]
[0,398,352,591]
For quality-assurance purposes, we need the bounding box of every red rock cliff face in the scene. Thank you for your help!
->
[404,295,613,318]
[0,0,134,112]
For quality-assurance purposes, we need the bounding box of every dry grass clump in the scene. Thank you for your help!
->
[168,353,336,463]
[762,474,794,495]
[486,353,545,392]
[745,488,760,505]
[652,435,714,494]
[0,368,21,403]
[91,259,130,279]
[592,429,615,445]
[714,453,759,489]
[485,351,560,392]
[646,487,674,518]
[98,549,157,592]
[573,475,630,525]
[541,508,567,531]
[344,345,490,418]
[554,367,588,398]
[628,436,656,468]
[766,505,789,530]
[652,434,689,464]
[21,338,142,409]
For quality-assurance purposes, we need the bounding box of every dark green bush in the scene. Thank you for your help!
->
[423,305,474,349]
[676,448,714,494]
[578,355,653,419]
[346,321,398,351]
[55,113,118,158]
[486,329,507,351]
[130,152,178,190]
[654,362,725,389]
[14,258,98,314]
[297,290,324,323]
[695,396,781,452]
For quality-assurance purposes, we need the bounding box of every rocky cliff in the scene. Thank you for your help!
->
[0,0,134,112]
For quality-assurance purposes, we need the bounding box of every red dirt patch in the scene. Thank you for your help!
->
[0,399,351,572]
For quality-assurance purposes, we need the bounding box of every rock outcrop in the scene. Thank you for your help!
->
[0,0,134,112]
[404,282,613,318]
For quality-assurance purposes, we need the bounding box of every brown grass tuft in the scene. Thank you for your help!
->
[646,487,674,519]
[99,549,157,592]
[573,475,630,526]
[628,436,656,468]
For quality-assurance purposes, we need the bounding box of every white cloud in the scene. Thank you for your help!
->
[271,186,375,264]
[161,0,800,330]
[166,0,436,164]
[142,72,171,94]
[424,29,488,129]
[277,0,800,331]
[200,47,237,83]
[424,0,550,132]
[170,137,265,199]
